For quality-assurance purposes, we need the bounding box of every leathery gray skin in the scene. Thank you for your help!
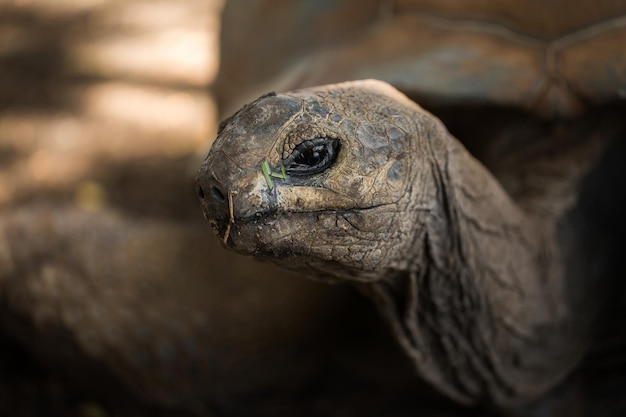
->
[196,80,590,407]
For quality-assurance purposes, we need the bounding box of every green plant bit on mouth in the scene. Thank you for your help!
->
[261,161,287,190]
[269,164,287,180]
[261,160,274,190]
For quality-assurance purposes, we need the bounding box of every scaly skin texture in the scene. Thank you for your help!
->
[196,80,608,407]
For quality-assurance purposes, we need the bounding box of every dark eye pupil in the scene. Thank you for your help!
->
[296,148,326,166]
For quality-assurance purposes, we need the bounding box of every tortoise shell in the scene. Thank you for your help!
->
[217,0,626,117]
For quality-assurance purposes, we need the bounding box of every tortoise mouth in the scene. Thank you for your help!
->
[212,210,385,283]
[207,202,404,284]
[210,207,327,254]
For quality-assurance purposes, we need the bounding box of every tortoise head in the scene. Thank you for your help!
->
[196,80,437,282]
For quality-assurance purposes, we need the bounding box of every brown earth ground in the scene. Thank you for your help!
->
[0,0,218,415]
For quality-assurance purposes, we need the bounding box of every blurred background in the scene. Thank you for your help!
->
[0,0,219,217]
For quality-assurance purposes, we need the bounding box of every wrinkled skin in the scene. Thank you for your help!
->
[198,83,424,282]
[196,80,624,408]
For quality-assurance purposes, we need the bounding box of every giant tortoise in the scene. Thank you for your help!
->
[196,0,626,414]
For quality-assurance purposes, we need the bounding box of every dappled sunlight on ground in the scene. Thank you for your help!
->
[73,1,218,92]
[0,1,224,415]
[0,0,222,213]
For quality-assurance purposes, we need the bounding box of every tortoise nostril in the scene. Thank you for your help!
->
[197,185,205,200]
[211,186,226,203]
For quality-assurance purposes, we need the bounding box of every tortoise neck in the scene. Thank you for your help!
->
[367,122,589,406]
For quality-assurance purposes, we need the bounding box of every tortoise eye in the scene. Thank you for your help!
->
[283,138,340,176]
